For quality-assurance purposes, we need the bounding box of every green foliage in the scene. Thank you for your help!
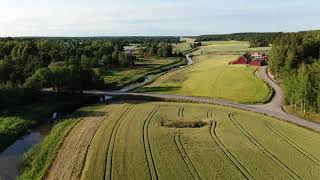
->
[270,30,320,113]
[197,32,280,46]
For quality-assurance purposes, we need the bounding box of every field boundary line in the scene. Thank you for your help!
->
[229,114,302,180]
[209,120,254,179]
[265,122,320,166]
[104,105,135,180]
[142,106,160,180]
[79,106,114,179]
[174,133,202,180]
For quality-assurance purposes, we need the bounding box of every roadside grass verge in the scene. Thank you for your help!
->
[284,106,320,124]
[18,104,103,180]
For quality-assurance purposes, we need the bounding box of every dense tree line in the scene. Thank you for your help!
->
[6,36,181,44]
[196,32,281,47]
[269,30,320,113]
[0,38,136,93]
[139,42,175,57]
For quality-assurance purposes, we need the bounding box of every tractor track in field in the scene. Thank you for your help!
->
[104,105,135,180]
[142,106,160,180]
[174,133,202,180]
[177,106,185,118]
[229,114,302,180]
[209,120,254,180]
[210,70,224,97]
[45,106,111,180]
[265,122,320,167]
[79,108,114,179]
[206,109,214,118]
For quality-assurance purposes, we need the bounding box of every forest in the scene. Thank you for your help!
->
[196,32,281,47]
[269,30,320,113]
[0,37,177,108]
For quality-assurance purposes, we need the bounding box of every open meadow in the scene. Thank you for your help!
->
[102,57,185,89]
[138,41,272,103]
[22,101,320,180]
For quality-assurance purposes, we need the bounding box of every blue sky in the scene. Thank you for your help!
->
[0,0,319,36]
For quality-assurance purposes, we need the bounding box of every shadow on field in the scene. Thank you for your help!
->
[70,110,108,118]
[137,86,181,93]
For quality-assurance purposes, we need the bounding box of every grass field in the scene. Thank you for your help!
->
[137,41,272,103]
[103,57,185,89]
[30,101,320,180]
[173,38,196,54]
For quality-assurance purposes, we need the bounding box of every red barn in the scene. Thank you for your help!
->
[250,59,262,66]
[229,56,248,65]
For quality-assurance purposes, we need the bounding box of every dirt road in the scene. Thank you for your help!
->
[250,66,286,114]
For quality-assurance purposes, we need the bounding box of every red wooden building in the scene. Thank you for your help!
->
[250,59,263,66]
[229,56,248,65]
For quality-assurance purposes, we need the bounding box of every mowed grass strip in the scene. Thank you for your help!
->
[45,105,113,180]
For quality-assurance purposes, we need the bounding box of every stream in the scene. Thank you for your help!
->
[0,54,193,180]
[0,122,53,179]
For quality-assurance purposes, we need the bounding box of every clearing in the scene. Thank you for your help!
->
[36,101,320,180]
[137,41,272,104]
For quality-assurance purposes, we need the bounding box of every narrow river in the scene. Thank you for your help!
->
[0,54,193,180]
[0,122,53,179]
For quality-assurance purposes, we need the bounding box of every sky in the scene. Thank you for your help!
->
[0,0,319,37]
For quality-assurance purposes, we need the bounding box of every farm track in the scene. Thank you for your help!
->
[105,105,135,180]
[142,106,160,180]
[206,109,213,118]
[174,133,202,180]
[265,122,320,166]
[210,70,224,97]
[228,114,302,180]
[177,106,185,118]
[209,120,254,179]
[79,107,113,178]
[45,106,112,180]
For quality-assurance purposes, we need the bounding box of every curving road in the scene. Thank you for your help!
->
[250,66,286,115]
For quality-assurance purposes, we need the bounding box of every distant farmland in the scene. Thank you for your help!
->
[31,102,320,180]
[139,41,272,104]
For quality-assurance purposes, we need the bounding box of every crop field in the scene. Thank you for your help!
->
[138,41,272,103]
[42,101,320,180]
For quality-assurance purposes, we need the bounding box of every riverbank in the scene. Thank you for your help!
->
[0,94,102,179]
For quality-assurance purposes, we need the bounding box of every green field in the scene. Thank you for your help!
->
[138,41,272,103]
[103,57,185,89]
[173,38,196,53]
[28,101,320,180]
